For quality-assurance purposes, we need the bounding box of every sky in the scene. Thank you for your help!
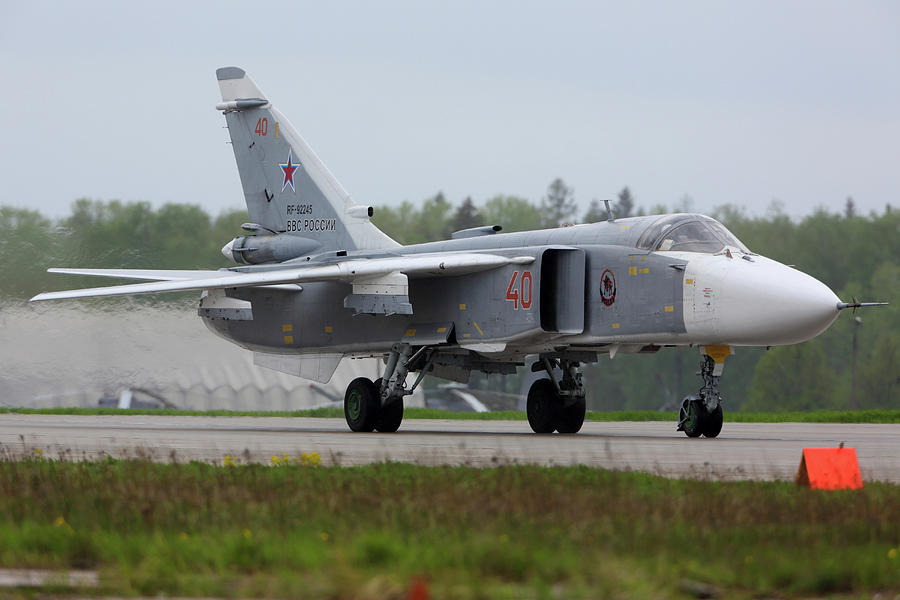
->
[1,0,898,220]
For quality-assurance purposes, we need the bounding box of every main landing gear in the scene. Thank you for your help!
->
[527,357,587,434]
[344,343,431,433]
[677,352,727,438]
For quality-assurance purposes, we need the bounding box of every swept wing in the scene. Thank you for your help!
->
[31,253,534,302]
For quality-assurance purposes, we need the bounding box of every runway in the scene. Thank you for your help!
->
[1,414,898,482]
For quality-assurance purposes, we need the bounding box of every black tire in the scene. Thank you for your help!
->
[374,378,404,432]
[375,398,403,432]
[344,377,379,432]
[682,399,706,438]
[702,404,723,438]
[527,378,559,434]
[555,396,586,434]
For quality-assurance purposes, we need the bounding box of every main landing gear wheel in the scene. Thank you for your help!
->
[526,378,587,434]
[373,378,404,433]
[344,377,379,432]
[556,396,586,434]
[527,378,558,434]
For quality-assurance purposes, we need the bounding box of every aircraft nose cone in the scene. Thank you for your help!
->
[718,257,840,345]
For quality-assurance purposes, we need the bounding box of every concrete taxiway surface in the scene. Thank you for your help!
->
[1,414,897,482]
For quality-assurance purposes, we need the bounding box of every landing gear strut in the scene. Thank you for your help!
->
[677,353,725,438]
[527,357,587,434]
[344,343,432,433]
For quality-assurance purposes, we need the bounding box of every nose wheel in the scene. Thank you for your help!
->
[677,352,727,438]
[678,397,723,438]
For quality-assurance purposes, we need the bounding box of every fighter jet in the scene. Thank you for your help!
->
[31,67,884,437]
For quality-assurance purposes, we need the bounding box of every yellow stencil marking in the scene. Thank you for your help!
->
[619,224,631,230]
[283,335,294,345]
[628,266,637,276]
[664,305,674,312]
[639,268,649,274]
[473,321,484,336]
[404,329,417,337]
[324,325,333,333]
[275,122,279,138]
[436,327,447,333]
[459,303,467,310]
[685,278,695,285]
[463,333,471,338]
[282,324,293,332]
[612,323,620,329]
[629,256,635,264]
[641,256,646,262]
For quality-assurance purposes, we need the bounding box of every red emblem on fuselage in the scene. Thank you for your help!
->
[600,269,616,306]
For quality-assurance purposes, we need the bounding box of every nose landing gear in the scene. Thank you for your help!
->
[677,349,729,438]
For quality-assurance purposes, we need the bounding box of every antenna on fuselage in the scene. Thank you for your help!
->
[603,200,615,222]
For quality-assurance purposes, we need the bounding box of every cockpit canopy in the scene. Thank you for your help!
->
[635,214,751,254]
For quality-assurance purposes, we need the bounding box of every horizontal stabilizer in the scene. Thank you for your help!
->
[48,268,226,281]
[32,253,534,302]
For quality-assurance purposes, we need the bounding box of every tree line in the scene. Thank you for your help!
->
[2,181,897,411]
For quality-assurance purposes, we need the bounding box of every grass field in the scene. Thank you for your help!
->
[0,459,898,598]
[3,406,900,423]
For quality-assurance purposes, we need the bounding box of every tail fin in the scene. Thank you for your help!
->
[215,67,398,253]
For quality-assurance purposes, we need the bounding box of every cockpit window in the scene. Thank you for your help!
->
[700,217,751,253]
[636,214,753,254]
[655,221,724,253]
[635,215,682,250]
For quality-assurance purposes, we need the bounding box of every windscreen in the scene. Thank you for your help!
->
[635,215,683,250]
[655,221,725,253]
[700,217,752,253]
[637,215,753,254]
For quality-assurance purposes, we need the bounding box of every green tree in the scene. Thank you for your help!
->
[583,199,605,223]
[860,334,900,407]
[450,196,483,233]
[480,195,542,233]
[844,196,856,219]
[371,202,412,244]
[540,178,576,227]
[0,207,59,298]
[614,187,634,218]
[743,342,837,411]
[415,192,453,242]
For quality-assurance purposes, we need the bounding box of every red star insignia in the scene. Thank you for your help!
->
[279,148,300,192]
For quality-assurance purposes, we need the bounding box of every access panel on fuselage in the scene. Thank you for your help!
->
[585,247,685,337]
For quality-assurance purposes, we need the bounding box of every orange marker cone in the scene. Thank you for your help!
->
[796,447,863,490]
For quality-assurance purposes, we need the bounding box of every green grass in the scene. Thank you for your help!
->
[3,406,900,423]
[0,459,898,598]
